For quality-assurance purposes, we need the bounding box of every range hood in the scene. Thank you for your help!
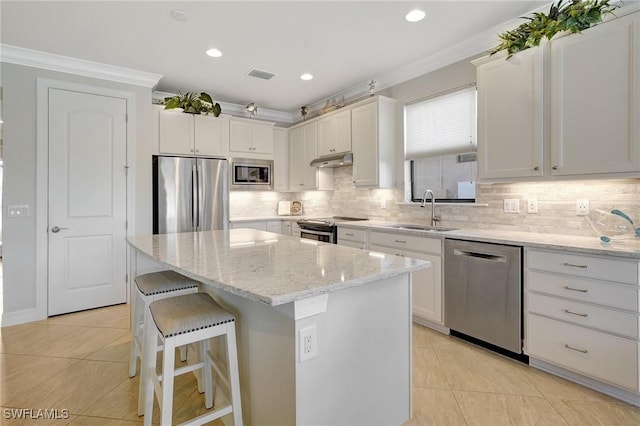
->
[310,152,353,168]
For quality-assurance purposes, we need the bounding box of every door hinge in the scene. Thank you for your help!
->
[124,165,129,176]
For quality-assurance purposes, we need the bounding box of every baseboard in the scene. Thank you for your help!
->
[412,316,450,335]
[530,357,640,407]
[1,307,43,327]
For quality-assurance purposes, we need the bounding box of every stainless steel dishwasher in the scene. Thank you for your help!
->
[444,239,523,354]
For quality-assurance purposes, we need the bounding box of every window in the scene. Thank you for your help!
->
[405,85,477,202]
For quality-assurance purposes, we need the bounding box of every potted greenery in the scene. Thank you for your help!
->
[163,91,222,117]
[490,0,618,58]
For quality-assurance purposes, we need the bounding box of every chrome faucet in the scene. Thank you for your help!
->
[420,189,441,226]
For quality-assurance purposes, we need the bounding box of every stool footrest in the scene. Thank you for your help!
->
[177,404,233,426]
[173,362,204,377]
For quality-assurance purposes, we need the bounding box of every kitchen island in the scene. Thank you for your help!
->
[127,229,430,426]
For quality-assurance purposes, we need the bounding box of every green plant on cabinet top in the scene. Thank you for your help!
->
[491,0,618,58]
[163,91,222,117]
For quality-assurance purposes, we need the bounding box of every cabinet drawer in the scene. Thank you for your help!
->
[527,270,639,311]
[527,314,638,391]
[527,249,639,285]
[339,240,366,250]
[528,293,638,338]
[369,231,442,255]
[337,227,367,243]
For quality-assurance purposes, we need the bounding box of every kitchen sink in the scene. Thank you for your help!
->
[386,224,459,232]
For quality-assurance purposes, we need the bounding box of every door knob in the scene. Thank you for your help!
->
[51,226,68,233]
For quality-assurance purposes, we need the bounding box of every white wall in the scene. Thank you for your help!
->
[1,62,152,320]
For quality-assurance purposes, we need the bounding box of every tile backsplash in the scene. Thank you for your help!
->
[230,166,640,237]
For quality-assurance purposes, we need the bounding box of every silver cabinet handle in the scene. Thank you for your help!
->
[552,166,559,170]
[533,166,539,171]
[51,226,68,233]
[565,344,588,354]
[564,309,588,318]
[564,286,588,293]
[395,240,406,244]
[345,233,354,236]
[563,262,587,269]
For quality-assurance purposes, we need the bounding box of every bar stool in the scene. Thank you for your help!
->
[129,270,199,378]
[141,292,243,426]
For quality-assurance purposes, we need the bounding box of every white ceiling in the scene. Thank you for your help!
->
[1,1,549,113]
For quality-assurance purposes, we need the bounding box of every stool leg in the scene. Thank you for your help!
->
[201,338,213,409]
[140,309,156,421]
[160,337,176,426]
[129,290,143,378]
[178,344,188,362]
[226,323,243,426]
[128,338,139,378]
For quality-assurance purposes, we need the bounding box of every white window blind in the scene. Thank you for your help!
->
[404,86,477,159]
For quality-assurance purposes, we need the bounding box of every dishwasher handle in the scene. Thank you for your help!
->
[453,248,507,262]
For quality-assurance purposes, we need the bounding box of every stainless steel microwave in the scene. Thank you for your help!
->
[229,158,273,191]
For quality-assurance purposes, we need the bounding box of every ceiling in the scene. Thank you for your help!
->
[1,1,549,113]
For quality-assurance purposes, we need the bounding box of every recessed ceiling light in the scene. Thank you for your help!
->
[206,48,223,58]
[405,9,426,22]
[170,9,190,21]
[300,73,314,81]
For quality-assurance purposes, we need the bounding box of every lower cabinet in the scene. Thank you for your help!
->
[337,227,367,249]
[230,220,289,236]
[525,248,640,398]
[368,231,443,326]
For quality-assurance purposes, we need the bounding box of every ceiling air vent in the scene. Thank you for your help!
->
[248,69,276,80]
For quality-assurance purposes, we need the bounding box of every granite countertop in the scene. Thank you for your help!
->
[127,229,429,306]
[338,221,640,259]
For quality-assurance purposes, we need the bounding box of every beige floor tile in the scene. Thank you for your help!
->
[523,366,618,403]
[171,389,227,426]
[548,399,640,426]
[0,324,80,355]
[412,325,432,349]
[0,354,79,405]
[0,408,76,425]
[419,325,457,350]
[413,346,450,389]
[435,342,541,397]
[4,360,129,415]
[67,417,141,425]
[403,388,467,426]
[85,334,132,363]
[38,304,130,329]
[453,390,569,426]
[40,327,129,359]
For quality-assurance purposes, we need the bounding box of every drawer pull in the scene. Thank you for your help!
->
[564,309,588,318]
[345,233,354,236]
[565,344,588,354]
[563,262,588,269]
[564,286,588,293]
[395,240,407,244]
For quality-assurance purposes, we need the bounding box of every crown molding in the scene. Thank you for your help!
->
[153,90,295,125]
[0,44,163,88]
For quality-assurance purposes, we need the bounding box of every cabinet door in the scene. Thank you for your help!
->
[302,122,319,189]
[318,110,351,156]
[476,48,544,179]
[351,102,378,186]
[317,116,335,157]
[291,222,301,238]
[339,240,366,249]
[550,12,640,175]
[252,122,274,155]
[405,250,442,325]
[273,128,289,191]
[265,220,282,234]
[229,120,253,153]
[159,111,194,155]
[281,221,292,236]
[289,127,305,190]
[194,115,227,157]
[334,110,352,154]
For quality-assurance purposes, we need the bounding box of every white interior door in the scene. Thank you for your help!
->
[48,88,127,316]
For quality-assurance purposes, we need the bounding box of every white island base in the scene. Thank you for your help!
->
[128,230,421,426]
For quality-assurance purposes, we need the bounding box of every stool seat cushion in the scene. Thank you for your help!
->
[149,293,235,338]
[135,271,199,296]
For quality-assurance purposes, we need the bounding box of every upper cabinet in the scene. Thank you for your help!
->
[351,96,397,188]
[289,121,333,191]
[229,117,275,159]
[159,110,229,157]
[317,109,351,157]
[549,12,640,176]
[475,11,640,181]
[273,127,289,192]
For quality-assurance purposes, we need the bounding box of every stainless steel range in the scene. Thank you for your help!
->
[297,216,368,244]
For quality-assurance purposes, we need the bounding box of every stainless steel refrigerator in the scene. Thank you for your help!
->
[153,156,228,234]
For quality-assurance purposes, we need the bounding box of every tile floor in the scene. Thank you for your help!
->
[0,304,638,425]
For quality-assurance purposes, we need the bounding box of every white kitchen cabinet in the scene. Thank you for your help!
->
[265,220,282,234]
[369,230,443,326]
[281,221,292,236]
[289,121,333,191]
[229,117,275,159]
[351,97,397,188]
[317,109,351,157]
[549,12,640,176]
[474,11,640,181]
[474,47,544,179]
[525,248,640,398]
[159,110,228,157]
[230,221,266,231]
[291,222,301,238]
[273,127,289,192]
[337,227,367,249]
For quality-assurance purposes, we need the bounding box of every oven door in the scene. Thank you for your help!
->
[299,227,335,244]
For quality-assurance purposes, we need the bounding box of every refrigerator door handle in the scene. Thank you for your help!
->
[192,164,198,230]
[196,162,204,231]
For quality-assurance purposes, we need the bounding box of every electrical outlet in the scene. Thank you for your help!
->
[527,199,538,214]
[576,199,590,216]
[380,199,387,209]
[299,325,318,362]
[503,199,520,214]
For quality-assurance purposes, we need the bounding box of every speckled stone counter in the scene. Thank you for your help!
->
[338,220,640,259]
[127,228,428,306]
[128,229,425,425]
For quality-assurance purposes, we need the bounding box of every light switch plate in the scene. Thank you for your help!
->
[503,199,520,214]
[8,205,31,217]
